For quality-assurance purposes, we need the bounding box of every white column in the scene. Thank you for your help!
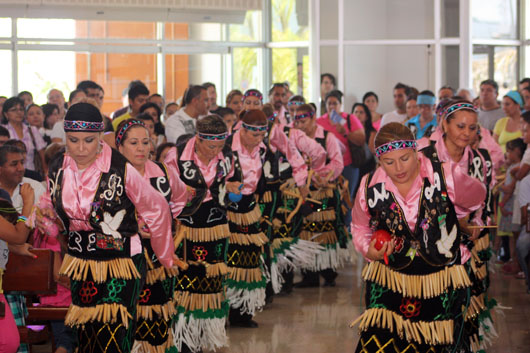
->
[459,0,472,89]
[337,0,344,92]
[310,0,321,110]
[434,0,442,91]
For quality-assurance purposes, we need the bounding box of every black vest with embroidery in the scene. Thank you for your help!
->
[315,130,331,164]
[48,149,138,259]
[149,161,172,203]
[176,138,233,217]
[406,120,437,140]
[259,124,293,185]
[366,154,461,270]
[477,148,493,220]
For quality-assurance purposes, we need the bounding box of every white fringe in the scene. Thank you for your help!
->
[338,240,357,265]
[171,312,228,353]
[226,286,266,316]
[282,239,324,270]
[270,261,285,294]
[297,243,345,272]
[478,316,498,349]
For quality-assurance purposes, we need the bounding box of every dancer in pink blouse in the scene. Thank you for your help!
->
[36,103,177,353]
[164,115,235,353]
[351,122,485,353]
[225,109,307,328]
[115,118,188,353]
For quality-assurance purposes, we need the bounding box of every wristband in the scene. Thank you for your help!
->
[17,215,28,223]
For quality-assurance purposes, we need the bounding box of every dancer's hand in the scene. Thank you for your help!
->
[226,181,243,194]
[366,238,394,262]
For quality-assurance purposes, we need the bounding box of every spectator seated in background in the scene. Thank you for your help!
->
[0,125,9,145]
[381,82,411,126]
[112,83,150,130]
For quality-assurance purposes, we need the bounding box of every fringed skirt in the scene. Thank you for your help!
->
[172,201,230,353]
[353,258,472,353]
[298,186,351,272]
[60,231,146,353]
[463,232,497,353]
[226,194,267,316]
[133,239,177,353]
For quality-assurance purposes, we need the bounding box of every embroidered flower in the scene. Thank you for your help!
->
[192,246,208,261]
[139,288,151,304]
[393,236,404,253]
[400,297,422,318]
[79,281,98,304]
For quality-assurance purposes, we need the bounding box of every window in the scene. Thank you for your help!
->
[0,50,12,96]
[472,45,518,97]
[229,10,262,42]
[232,47,262,92]
[271,0,309,42]
[472,0,518,39]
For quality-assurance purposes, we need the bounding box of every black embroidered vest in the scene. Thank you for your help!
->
[315,130,331,164]
[176,138,233,216]
[366,154,461,270]
[149,161,172,203]
[48,149,139,259]
[477,148,493,220]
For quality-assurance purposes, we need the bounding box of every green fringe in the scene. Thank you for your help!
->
[271,238,297,263]
[225,276,267,291]
[175,301,229,320]
[165,346,179,353]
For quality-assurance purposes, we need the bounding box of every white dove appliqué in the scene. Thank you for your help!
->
[100,210,126,239]
[436,223,457,258]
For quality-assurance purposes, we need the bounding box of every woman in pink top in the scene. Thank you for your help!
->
[164,115,235,353]
[351,122,485,353]
[35,103,177,353]
[115,118,188,353]
[317,90,365,227]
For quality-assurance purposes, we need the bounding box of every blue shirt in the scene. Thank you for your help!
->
[405,114,438,139]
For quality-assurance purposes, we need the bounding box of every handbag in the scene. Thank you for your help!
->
[26,126,44,176]
[346,114,366,168]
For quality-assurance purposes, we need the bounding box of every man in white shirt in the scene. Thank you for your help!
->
[477,79,504,132]
[380,83,410,126]
[0,145,45,212]
[165,85,209,144]
[516,173,530,292]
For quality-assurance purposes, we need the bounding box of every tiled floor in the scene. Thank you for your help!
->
[33,259,530,352]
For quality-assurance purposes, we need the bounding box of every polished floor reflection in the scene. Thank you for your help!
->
[220,260,530,353]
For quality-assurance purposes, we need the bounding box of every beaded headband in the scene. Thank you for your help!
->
[294,111,314,121]
[375,140,417,158]
[64,120,104,132]
[287,101,304,107]
[267,112,277,122]
[443,102,476,120]
[243,91,263,102]
[115,120,146,146]
[242,122,268,132]
[198,132,228,141]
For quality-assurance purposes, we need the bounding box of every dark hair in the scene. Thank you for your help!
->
[183,85,206,106]
[140,102,161,118]
[480,79,498,93]
[123,80,146,97]
[444,99,477,122]
[419,90,435,97]
[135,112,155,124]
[44,143,64,166]
[522,110,530,125]
[115,118,149,145]
[0,144,24,166]
[394,83,411,96]
[226,89,243,105]
[202,82,216,90]
[17,91,33,100]
[149,93,163,100]
[156,142,176,162]
[309,102,317,111]
[268,83,287,96]
[506,138,527,158]
[320,73,336,86]
[215,107,235,118]
[522,87,530,94]
[241,109,267,126]
[196,115,228,135]
[362,91,379,103]
[41,103,60,129]
[407,94,418,102]
[352,103,375,144]
[297,103,315,115]
[0,125,9,138]
[439,85,455,95]
[68,89,85,104]
[129,84,150,101]
[289,95,305,104]
[519,78,530,86]
[77,80,103,94]
[1,97,24,124]
[261,103,274,118]
[325,90,343,104]
[242,89,263,102]
[3,139,26,154]
[375,122,414,149]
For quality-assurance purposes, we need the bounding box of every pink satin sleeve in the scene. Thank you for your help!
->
[163,160,189,218]
[270,125,308,187]
[290,128,326,173]
[443,161,486,218]
[480,128,504,173]
[351,174,373,261]
[125,163,174,268]
[317,133,344,181]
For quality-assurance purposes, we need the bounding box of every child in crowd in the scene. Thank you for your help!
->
[497,138,526,275]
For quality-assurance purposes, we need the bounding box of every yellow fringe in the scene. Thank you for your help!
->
[227,266,263,283]
[173,291,225,312]
[59,254,141,282]
[227,206,262,225]
[299,230,338,245]
[262,191,272,203]
[177,223,230,243]
[165,267,179,277]
[229,232,268,246]
[271,238,294,250]
[304,209,336,222]
[134,329,173,353]
[185,261,230,278]
[362,261,471,299]
[465,293,486,321]
[137,299,177,321]
[469,254,488,281]
[474,235,490,253]
[309,188,334,200]
[469,333,481,353]
[65,303,132,328]
[351,307,454,346]
[145,266,167,285]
